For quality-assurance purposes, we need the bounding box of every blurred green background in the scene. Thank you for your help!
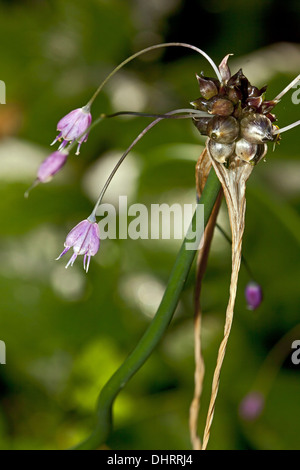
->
[0,0,299,450]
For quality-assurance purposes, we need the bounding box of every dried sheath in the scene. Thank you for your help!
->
[201,144,267,449]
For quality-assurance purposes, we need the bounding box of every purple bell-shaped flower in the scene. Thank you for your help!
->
[51,105,92,155]
[57,218,100,272]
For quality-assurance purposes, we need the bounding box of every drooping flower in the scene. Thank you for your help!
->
[239,391,265,421]
[51,105,92,155]
[245,282,263,310]
[56,218,100,272]
[37,150,68,183]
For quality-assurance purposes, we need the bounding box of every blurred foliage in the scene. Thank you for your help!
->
[0,0,299,450]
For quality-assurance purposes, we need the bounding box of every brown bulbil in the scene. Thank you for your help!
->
[240,113,273,144]
[190,97,210,112]
[226,87,242,105]
[193,117,211,135]
[207,116,239,143]
[196,74,218,100]
[210,97,234,116]
[246,96,263,109]
[208,140,235,163]
[235,138,257,162]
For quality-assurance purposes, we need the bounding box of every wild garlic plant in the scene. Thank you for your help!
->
[28,42,299,449]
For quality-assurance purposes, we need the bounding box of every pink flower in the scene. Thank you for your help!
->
[51,105,92,155]
[37,150,68,183]
[57,218,100,272]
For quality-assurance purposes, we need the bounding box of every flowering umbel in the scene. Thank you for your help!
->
[57,218,100,272]
[51,105,92,155]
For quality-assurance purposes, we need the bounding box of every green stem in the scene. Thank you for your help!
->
[87,42,222,106]
[73,170,221,450]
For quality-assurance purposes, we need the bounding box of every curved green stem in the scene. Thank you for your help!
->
[87,42,222,106]
[73,170,221,450]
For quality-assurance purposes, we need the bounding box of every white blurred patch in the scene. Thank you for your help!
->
[0,138,47,182]
[232,43,300,86]
[107,74,148,112]
[0,226,86,302]
[0,226,61,280]
[43,28,79,63]
[119,273,166,318]
[51,264,86,301]
[82,150,141,207]
[259,160,300,196]
[132,0,181,30]
[28,351,73,394]
[163,316,222,360]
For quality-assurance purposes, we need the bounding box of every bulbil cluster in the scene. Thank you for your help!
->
[192,55,279,166]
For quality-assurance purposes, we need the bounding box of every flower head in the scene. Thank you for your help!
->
[51,105,92,155]
[192,55,279,166]
[239,391,265,421]
[57,218,100,272]
[37,150,68,183]
[245,282,263,310]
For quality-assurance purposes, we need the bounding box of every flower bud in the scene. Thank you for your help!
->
[37,150,68,183]
[207,116,239,143]
[235,138,257,163]
[196,74,218,99]
[246,95,263,110]
[218,54,231,83]
[192,117,211,135]
[190,97,210,112]
[240,113,273,144]
[208,139,235,164]
[245,282,263,310]
[226,86,242,104]
[239,392,265,421]
[261,100,277,114]
[210,97,234,116]
[227,68,247,88]
[247,85,260,97]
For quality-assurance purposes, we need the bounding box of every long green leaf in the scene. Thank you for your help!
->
[73,169,221,450]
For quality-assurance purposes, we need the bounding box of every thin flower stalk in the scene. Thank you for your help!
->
[87,42,223,107]
[89,110,198,219]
